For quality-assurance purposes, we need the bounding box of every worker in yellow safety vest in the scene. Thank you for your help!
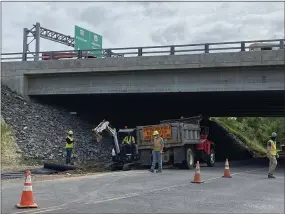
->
[149,130,164,173]
[65,130,75,165]
[122,133,135,154]
[267,132,279,178]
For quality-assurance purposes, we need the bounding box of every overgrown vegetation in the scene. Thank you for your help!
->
[1,116,23,166]
[211,117,285,156]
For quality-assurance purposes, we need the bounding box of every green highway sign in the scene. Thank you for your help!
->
[74,25,103,58]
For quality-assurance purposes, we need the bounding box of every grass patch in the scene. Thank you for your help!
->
[211,117,267,156]
[1,116,23,167]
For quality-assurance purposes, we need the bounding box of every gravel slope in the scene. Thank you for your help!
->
[1,84,112,165]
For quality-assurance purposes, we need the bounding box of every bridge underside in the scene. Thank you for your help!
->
[33,90,285,128]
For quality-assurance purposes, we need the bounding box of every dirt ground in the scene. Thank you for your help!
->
[2,171,105,184]
[1,164,42,173]
[1,164,108,183]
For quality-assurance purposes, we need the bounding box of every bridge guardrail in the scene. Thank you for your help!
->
[1,38,284,62]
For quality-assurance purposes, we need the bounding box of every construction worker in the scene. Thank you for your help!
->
[122,132,135,154]
[149,130,164,173]
[65,130,74,165]
[267,132,279,178]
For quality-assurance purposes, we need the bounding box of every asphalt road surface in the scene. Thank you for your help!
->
[2,161,284,214]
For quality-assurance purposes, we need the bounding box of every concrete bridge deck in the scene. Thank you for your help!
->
[1,49,284,96]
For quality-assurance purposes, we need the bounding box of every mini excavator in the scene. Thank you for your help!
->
[92,120,140,171]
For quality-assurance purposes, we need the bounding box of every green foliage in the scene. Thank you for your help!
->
[210,117,285,156]
[1,117,22,165]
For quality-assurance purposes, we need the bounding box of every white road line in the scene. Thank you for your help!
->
[2,171,148,188]
[203,168,266,183]
[13,168,265,214]
[10,171,148,214]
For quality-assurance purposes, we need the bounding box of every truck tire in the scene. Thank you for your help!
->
[184,148,195,169]
[206,148,215,167]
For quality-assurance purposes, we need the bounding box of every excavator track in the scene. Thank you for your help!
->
[104,161,141,171]
[123,161,141,171]
[105,162,124,171]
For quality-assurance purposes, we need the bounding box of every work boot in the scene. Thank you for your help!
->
[148,169,154,173]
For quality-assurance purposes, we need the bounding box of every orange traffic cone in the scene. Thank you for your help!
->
[16,170,38,209]
[191,161,204,183]
[222,159,232,178]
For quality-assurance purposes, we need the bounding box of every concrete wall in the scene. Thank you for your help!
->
[1,50,284,96]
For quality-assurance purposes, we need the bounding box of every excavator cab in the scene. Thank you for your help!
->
[118,128,138,157]
[118,128,136,145]
[116,128,138,158]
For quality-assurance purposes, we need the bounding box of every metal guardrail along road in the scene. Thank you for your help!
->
[1,38,284,62]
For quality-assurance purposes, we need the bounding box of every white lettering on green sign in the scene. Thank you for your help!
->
[74,25,103,58]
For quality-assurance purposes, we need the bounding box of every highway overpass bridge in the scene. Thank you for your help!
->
[1,40,285,117]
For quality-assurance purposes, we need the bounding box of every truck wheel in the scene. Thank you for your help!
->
[206,149,215,167]
[185,148,195,169]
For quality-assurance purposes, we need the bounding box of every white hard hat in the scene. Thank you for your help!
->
[272,132,277,137]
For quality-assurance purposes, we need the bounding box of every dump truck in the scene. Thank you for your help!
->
[93,115,215,170]
[136,115,215,169]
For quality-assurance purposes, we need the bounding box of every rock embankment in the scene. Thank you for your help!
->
[1,84,112,164]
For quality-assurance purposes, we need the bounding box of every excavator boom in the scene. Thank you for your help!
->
[92,120,121,155]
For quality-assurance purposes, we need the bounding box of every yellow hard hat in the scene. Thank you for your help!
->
[68,130,73,135]
[153,130,159,136]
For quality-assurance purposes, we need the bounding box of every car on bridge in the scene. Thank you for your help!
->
[249,42,281,51]
[41,52,97,60]
[42,51,124,60]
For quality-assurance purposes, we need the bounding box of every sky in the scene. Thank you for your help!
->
[1,1,284,54]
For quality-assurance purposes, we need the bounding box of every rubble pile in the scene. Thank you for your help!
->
[1,84,112,164]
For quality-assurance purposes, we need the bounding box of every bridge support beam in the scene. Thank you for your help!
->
[25,66,285,95]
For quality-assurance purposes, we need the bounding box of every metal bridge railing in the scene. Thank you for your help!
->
[1,38,284,62]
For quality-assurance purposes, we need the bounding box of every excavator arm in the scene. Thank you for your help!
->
[92,120,121,155]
